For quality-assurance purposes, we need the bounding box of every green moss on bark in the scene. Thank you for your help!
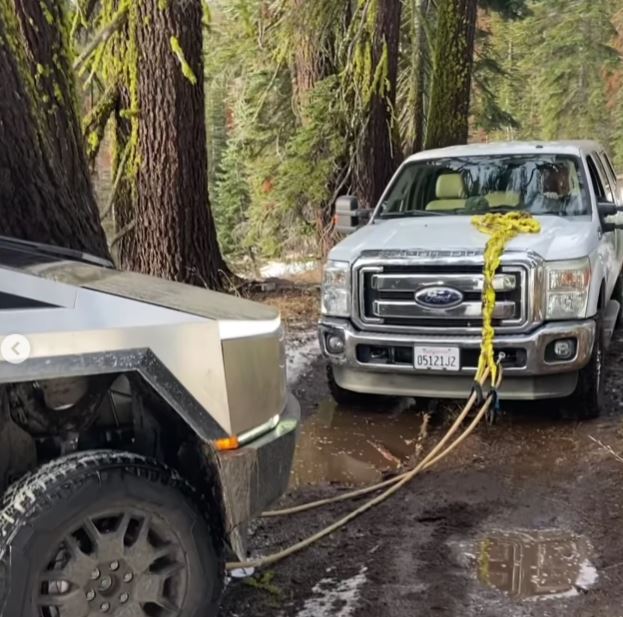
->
[170,35,197,85]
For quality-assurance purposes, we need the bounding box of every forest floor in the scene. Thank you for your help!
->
[220,276,623,617]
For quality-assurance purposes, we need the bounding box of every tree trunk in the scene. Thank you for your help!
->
[354,0,402,210]
[292,0,325,114]
[0,0,109,258]
[289,0,341,256]
[425,0,478,149]
[412,0,430,153]
[113,0,231,289]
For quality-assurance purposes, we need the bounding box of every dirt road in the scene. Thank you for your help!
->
[220,332,623,617]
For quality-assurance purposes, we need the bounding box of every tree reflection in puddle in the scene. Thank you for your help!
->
[290,399,428,488]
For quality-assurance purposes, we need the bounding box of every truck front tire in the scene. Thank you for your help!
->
[0,450,223,617]
[561,316,605,420]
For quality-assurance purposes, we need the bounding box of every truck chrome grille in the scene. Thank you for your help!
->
[357,264,528,333]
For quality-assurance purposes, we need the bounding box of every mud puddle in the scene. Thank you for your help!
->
[475,530,597,599]
[289,399,429,488]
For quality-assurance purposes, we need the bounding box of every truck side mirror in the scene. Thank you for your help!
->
[598,201,623,232]
[334,196,370,234]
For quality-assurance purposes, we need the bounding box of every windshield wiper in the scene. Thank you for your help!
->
[441,204,521,215]
[0,235,113,268]
[380,210,442,218]
[487,205,520,213]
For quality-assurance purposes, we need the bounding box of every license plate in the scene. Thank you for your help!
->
[414,346,460,371]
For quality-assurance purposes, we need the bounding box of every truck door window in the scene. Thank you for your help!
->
[592,154,614,202]
[586,156,607,201]
[599,152,619,202]
[602,152,618,184]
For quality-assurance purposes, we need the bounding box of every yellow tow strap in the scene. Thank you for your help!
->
[471,212,541,385]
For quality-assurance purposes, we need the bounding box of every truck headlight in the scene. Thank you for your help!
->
[545,258,591,320]
[321,260,351,317]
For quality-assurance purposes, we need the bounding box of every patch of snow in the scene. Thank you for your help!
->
[295,567,367,617]
[532,558,599,600]
[229,567,255,579]
[261,260,317,279]
[286,330,320,385]
[575,558,598,590]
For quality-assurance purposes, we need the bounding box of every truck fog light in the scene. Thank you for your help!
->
[551,338,576,360]
[554,339,575,359]
[326,333,345,354]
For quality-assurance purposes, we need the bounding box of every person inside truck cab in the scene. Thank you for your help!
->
[536,163,580,214]
[543,164,571,199]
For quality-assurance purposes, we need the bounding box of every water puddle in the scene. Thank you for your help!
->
[476,530,597,600]
[289,400,428,488]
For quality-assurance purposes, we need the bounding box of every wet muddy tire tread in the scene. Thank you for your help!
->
[561,316,604,421]
[614,272,623,329]
[0,449,224,616]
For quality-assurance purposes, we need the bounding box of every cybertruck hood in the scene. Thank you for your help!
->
[0,241,285,439]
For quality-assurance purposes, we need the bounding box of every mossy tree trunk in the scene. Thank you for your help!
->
[0,0,110,259]
[354,0,402,210]
[104,0,231,289]
[424,0,478,149]
[412,0,430,153]
[292,0,325,114]
[290,0,342,256]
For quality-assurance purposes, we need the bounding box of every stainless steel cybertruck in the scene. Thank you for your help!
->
[0,236,299,616]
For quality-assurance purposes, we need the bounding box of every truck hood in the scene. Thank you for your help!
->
[330,215,597,263]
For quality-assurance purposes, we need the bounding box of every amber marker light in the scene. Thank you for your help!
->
[214,436,240,452]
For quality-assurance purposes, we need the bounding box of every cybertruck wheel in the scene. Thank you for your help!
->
[0,450,223,617]
[561,316,605,421]
[327,364,395,408]
[613,272,623,329]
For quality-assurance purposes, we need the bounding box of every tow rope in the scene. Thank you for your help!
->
[471,212,541,386]
[226,212,541,572]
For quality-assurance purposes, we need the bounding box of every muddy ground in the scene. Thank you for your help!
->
[221,288,623,616]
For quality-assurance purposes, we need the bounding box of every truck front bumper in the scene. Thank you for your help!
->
[215,392,300,558]
[319,318,596,400]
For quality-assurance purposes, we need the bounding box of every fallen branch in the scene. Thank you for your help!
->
[73,6,129,73]
[101,144,131,221]
[588,435,623,465]
[83,82,119,163]
[109,219,136,248]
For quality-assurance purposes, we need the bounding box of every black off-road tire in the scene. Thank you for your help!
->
[613,272,623,328]
[561,316,606,421]
[0,450,224,616]
[327,364,396,408]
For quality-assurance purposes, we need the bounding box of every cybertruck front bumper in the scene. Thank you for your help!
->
[215,392,300,557]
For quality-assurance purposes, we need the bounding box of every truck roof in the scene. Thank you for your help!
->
[405,140,604,162]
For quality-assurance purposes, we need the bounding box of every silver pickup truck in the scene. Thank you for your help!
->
[320,141,623,420]
[0,236,299,616]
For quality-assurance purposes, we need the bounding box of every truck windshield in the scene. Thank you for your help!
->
[377,154,591,219]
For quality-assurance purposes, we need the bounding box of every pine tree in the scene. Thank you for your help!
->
[77,0,232,288]
[0,0,109,258]
[425,0,478,148]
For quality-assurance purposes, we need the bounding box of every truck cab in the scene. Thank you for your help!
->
[320,141,623,419]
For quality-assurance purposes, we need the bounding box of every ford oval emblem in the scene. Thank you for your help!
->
[415,286,464,309]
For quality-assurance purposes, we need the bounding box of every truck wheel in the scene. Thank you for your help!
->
[561,316,605,421]
[0,450,223,617]
[613,273,623,328]
[327,364,395,408]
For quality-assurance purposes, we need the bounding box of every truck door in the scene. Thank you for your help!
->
[598,151,623,268]
[587,153,618,297]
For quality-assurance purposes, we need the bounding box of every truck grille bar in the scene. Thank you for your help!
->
[355,262,529,334]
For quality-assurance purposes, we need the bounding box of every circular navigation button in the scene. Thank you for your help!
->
[1,334,31,364]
